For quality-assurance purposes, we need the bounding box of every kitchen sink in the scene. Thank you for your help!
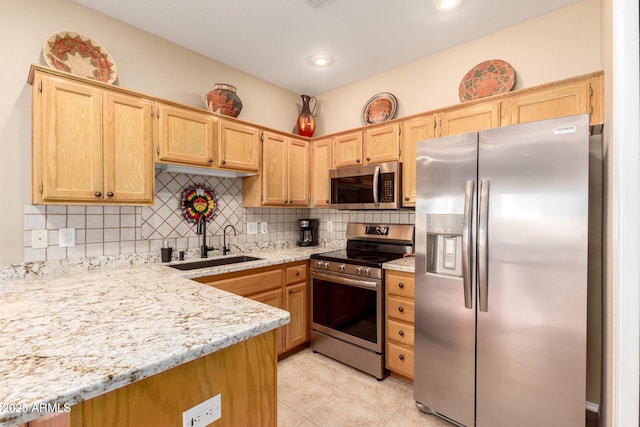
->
[168,255,263,271]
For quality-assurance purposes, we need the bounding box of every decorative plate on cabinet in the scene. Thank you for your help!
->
[43,31,118,84]
[361,92,398,125]
[458,59,515,102]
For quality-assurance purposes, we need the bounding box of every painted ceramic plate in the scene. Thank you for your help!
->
[181,185,218,223]
[43,31,118,84]
[361,92,398,126]
[458,59,515,102]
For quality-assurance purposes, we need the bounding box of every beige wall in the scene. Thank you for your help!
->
[314,0,601,135]
[0,0,300,264]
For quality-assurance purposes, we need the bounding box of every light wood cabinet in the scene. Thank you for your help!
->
[31,72,153,205]
[156,103,217,166]
[363,123,400,164]
[310,138,331,207]
[262,132,309,207]
[385,270,415,380]
[503,79,594,126]
[194,261,310,356]
[438,101,501,137]
[283,262,309,352]
[400,115,436,207]
[332,131,363,168]
[218,120,261,171]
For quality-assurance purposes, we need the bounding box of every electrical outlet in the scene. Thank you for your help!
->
[182,394,221,427]
[32,229,48,248]
[327,220,334,232]
[247,222,258,235]
[59,228,75,247]
[260,222,268,234]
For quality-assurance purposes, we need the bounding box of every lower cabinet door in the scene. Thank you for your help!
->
[252,288,285,354]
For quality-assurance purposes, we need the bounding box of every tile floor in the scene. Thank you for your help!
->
[277,348,452,427]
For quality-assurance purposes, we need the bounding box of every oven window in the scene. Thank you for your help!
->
[313,277,378,344]
[331,175,375,204]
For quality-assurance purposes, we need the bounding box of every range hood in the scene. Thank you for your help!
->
[155,163,256,178]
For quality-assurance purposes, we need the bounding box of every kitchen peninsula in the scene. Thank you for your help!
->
[0,261,291,427]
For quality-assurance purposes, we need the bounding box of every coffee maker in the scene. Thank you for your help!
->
[297,219,318,247]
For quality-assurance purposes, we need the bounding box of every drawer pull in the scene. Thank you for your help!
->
[398,306,404,313]
[288,289,293,294]
[398,282,404,289]
[398,330,405,337]
[399,354,405,361]
[296,271,300,276]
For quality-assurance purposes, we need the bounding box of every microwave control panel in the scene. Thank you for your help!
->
[380,172,395,202]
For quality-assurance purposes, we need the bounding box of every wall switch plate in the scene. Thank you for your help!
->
[32,229,48,248]
[260,222,268,234]
[59,228,75,247]
[327,220,334,232]
[182,394,221,427]
[247,222,258,235]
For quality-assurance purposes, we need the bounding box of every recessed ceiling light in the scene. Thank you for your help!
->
[309,55,331,67]
[433,0,461,12]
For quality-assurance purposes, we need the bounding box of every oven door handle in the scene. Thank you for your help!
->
[312,271,379,290]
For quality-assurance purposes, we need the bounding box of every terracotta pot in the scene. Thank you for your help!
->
[205,83,243,118]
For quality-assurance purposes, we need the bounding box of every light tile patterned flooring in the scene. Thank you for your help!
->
[277,348,452,427]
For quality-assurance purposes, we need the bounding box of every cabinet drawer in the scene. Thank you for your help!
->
[386,272,415,298]
[386,295,414,323]
[387,342,414,379]
[199,268,282,297]
[387,318,414,346]
[285,263,308,284]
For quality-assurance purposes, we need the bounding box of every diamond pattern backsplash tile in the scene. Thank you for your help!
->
[142,171,244,240]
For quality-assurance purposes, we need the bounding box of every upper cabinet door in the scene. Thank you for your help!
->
[332,131,363,168]
[401,115,435,207]
[156,103,216,166]
[438,101,501,137]
[363,123,400,164]
[287,138,309,206]
[38,75,103,203]
[103,92,154,204]
[262,132,288,206]
[310,138,331,207]
[503,81,592,126]
[218,120,260,171]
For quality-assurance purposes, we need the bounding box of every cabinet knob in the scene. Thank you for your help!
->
[356,158,361,163]
[399,354,405,361]
[284,200,289,204]
[404,196,410,201]
[398,282,404,289]
[398,306,404,313]
[208,158,213,163]
[221,159,226,164]
[94,191,102,198]
[296,271,300,276]
[398,330,405,336]
[366,156,371,161]
[326,199,329,204]
[107,192,114,198]
[288,289,293,294]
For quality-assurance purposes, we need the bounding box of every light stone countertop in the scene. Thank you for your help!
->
[382,255,416,273]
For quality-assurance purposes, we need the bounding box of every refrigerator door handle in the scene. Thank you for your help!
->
[478,179,489,312]
[462,180,474,309]
[372,165,380,207]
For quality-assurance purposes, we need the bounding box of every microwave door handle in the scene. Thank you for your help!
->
[372,165,380,207]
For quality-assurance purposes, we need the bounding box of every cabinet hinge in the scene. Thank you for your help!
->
[589,105,593,115]
[398,126,401,136]
[156,146,160,155]
[39,182,43,194]
[156,108,160,119]
[261,194,264,203]
[38,81,42,93]
[260,132,264,142]
[589,85,593,97]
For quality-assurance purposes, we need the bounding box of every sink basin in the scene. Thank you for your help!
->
[168,255,263,271]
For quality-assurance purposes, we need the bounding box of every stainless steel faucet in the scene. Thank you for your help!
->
[196,215,216,258]
[223,224,237,255]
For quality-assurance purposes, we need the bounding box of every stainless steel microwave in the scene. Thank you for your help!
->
[329,161,402,209]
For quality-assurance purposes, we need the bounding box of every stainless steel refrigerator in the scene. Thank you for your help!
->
[414,115,590,426]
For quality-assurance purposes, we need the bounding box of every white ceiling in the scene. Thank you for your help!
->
[72,0,581,95]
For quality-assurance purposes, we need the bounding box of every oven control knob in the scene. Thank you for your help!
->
[339,264,346,272]
[356,266,363,275]
[323,261,329,269]
[362,267,371,276]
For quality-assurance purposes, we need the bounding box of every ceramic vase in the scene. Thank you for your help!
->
[296,95,317,137]
[205,83,243,118]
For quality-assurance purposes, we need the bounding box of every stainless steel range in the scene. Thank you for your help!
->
[310,223,414,380]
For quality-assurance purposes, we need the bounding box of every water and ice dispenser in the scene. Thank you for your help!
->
[425,214,464,277]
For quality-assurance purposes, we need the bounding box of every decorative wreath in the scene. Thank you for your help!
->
[180,184,218,223]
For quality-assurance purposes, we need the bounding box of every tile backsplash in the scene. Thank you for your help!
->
[23,171,415,263]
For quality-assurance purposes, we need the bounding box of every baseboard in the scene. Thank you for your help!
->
[586,401,599,413]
